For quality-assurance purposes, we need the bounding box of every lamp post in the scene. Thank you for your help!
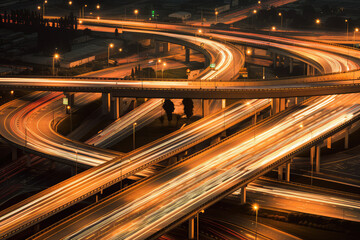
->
[52,53,59,76]
[215,11,218,24]
[252,9,257,27]
[134,9,138,20]
[278,12,283,29]
[197,210,205,240]
[162,62,166,79]
[315,18,320,25]
[155,59,161,79]
[96,4,100,10]
[345,19,349,42]
[253,204,259,240]
[67,105,72,132]
[108,43,114,66]
[133,122,137,150]
[354,28,359,48]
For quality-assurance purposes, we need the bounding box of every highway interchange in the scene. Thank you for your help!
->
[1,2,360,239]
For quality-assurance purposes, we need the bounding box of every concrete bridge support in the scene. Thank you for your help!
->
[102,93,110,115]
[240,185,247,204]
[162,42,170,53]
[155,41,161,55]
[310,146,315,168]
[272,53,277,68]
[278,165,283,181]
[271,98,286,115]
[188,217,195,239]
[12,147,17,161]
[326,137,332,149]
[345,127,350,149]
[285,161,291,182]
[316,145,321,173]
[185,48,190,63]
[111,96,120,119]
[289,58,294,74]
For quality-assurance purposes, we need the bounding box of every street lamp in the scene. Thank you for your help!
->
[68,1,72,6]
[67,105,72,132]
[253,204,259,240]
[278,12,283,29]
[52,53,59,76]
[215,11,218,24]
[96,4,100,9]
[354,28,359,47]
[345,19,349,41]
[315,18,320,25]
[133,122,137,150]
[108,43,114,66]
[197,209,205,240]
[134,9,138,20]
[162,62,166,79]
[155,59,161,79]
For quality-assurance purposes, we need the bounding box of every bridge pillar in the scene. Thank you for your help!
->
[345,127,350,149]
[310,146,315,167]
[316,145,321,173]
[188,217,195,239]
[272,53,277,68]
[271,98,279,115]
[285,162,291,182]
[11,147,17,161]
[279,98,286,111]
[278,165,283,181]
[289,58,294,74]
[155,41,161,55]
[162,42,170,53]
[102,93,110,115]
[210,135,221,145]
[306,64,311,76]
[326,137,331,149]
[240,185,247,204]
[185,47,190,63]
[111,96,120,119]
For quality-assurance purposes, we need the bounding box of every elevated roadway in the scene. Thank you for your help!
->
[30,93,360,240]
[2,18,360,238]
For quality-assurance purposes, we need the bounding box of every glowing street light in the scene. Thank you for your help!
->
[162,62,167,79]
[272,26,276,31]
[215,11,218,23]
[108,43,114,66]
[258,1,261,4]
[96,4,100,9]
[37,5,41,10]
[253,204,259,240]
[316,18,320,24]
[253,9,257,14]
[345,19,349,41]
[52,53,59,76]
[354,28,359,47]
[97,16,100,20]
[155,59,161,79]
[134,9,139,20]
[278,12,283,28]
[68,1,72,6]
